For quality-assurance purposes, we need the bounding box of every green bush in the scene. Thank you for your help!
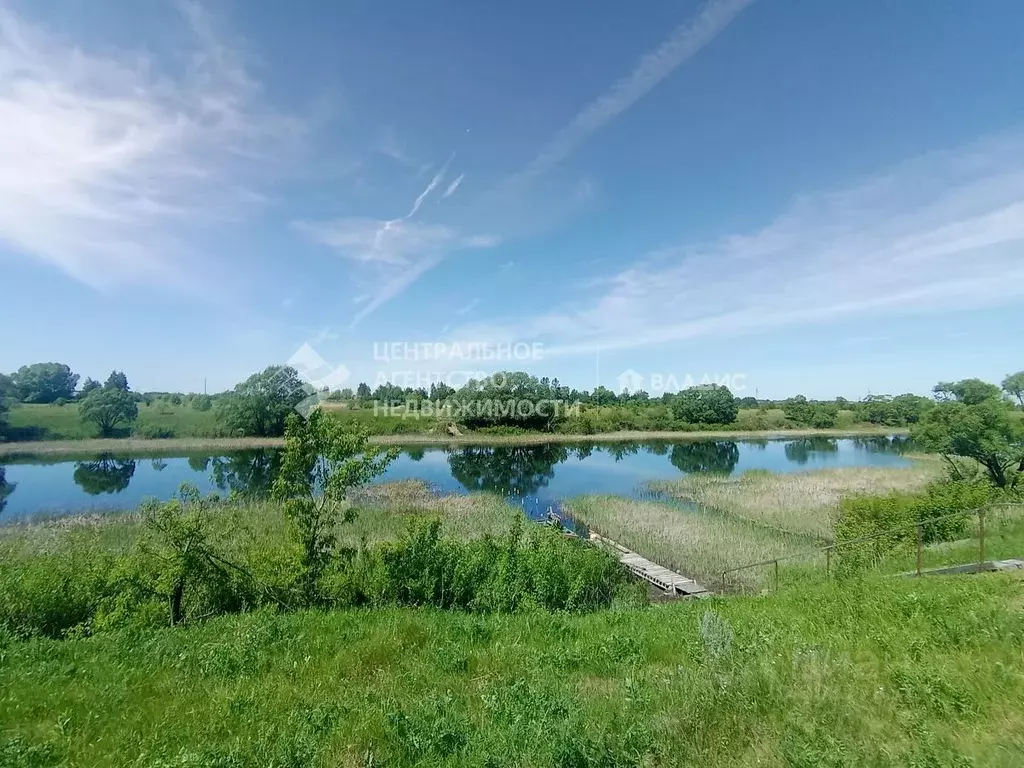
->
[322,518,632,613]
[835,480,1005,572]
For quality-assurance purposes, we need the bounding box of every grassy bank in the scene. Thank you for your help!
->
[649,460,943,541]
[0,426,909,458]
[5,402,224,441]
[2,573,1022,766]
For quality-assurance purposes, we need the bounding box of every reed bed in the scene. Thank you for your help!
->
[649,461,943,541]
[566,495,815,590]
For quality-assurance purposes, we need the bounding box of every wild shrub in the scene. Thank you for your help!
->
[834,479,1005,572]
[320,518,631,613]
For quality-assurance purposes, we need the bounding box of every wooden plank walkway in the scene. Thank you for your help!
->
[588,531,709,598]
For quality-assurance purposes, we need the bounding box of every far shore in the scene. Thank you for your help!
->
[0,426,909,459]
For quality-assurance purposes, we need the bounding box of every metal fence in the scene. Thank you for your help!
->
[718,502,1024,594]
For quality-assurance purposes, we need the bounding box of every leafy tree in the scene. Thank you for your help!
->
[890,393,931,424]
[933,378,1002,405]
[429,382,455,402]
[79,377,102,398]
[0,373,10,438]
[137,485,244,626]
[272,409,397,600]
[79,387,139,435]
[912,398,1023,488]
[1003,371,1024,408]
[672,384,738,425]
[192,394,213,411]
[73,457,137,495]
[218,366,309,437]
[669,441,739,474]
[104,370,130,391]
[10,362,79,403]
[356,382,372,400]
[591,385,617,406]
[737,396,759,408]
[450,372,563,430]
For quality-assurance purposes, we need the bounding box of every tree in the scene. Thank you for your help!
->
[356,382,372,400]
[450,372,562,430]
[0,373,11,438]
[79,387,139,435]
[104,371,130,391]
[272,409,397,600]
[912,398,1023,488]
[192,394,213,411]
[79,377,102,398]
[672,384,738,425]
[219,366,309,437]
[10,362,79,403]
[933,378,1002,405]
[1003,371,1024,408]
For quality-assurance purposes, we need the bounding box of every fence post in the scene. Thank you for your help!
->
[720,571,727,594]
[825,547,831,579]
[979,509,986,569]
[921,524,929,577]
[774,559,780,593]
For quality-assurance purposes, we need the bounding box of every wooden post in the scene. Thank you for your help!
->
[773,559,780,593]
[921,524,929,577]
[825,547,831,579]
[979,510,986,569]
[720,571,727,594]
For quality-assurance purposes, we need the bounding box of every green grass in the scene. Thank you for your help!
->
[566,495,815,590]
[650,461,944,541]
[6,402,224,441]
[2,573,1023,766]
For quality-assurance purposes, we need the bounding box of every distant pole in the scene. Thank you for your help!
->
[204,377,207,395]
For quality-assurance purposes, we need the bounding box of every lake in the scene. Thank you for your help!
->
[0,436,914,520]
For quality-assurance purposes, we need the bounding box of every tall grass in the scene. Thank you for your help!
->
[2,573,1022,767]
[566,495,815,590]
[650,462,943,541]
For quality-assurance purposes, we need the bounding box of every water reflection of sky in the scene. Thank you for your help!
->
[0,437,912,519]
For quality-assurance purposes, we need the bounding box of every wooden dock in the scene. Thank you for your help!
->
[588,531,709,598]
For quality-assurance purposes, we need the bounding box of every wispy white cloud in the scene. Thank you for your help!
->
[295,217,494,266]
[443,173,464,198]
[452,132,1024,355]
[455,298,479,315]
[331,0,749,319]
[509,0,753,185]
[0,1,297,290]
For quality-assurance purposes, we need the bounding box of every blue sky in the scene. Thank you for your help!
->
[1,0,1022,399]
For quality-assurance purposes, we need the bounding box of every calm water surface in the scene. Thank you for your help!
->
[0,436,913,520]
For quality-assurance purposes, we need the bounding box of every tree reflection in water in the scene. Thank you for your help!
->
[447,444,569,495]
[784,438,839,465]
[0,466,15,515]
[73,455,137,495]
[208,449,282,498]
[669,441,739,474]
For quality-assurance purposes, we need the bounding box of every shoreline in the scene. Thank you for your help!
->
[0,426,909,460]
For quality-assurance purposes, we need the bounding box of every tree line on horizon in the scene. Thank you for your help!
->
[1,361,1022,455]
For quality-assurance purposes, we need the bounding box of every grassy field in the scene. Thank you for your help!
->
[2,573,1023,767]
[649,460,944,541]
[5,402,224,441]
